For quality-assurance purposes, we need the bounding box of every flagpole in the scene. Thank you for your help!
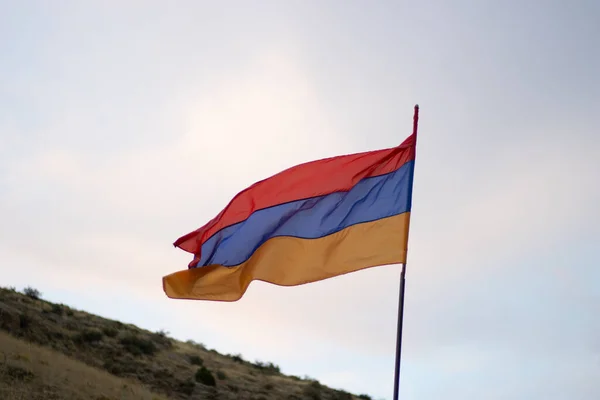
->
[392,104,419,400]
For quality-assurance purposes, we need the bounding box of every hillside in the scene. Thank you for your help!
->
[0,287,371,400]
[0,329,169,400]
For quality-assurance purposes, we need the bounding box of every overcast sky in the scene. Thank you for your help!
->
[1,1,599,399]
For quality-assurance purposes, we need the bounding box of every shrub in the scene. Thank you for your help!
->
[102,327,119,338]
[151,330,173,348]
[103,358,139,376]
[309,380,321,389]
[103,359,123,375]
[6,365,34,381]
[49,330,65,340]
[188,355,203,366]
[178,379,195,395]
[155,329,169,338]
[119,334,157,356]
[303,384,321,400]
[217,370,227,380]
[50,304,64,315]
[264,382,274,390]
[19,313,32,330]
[334,390,352,400]
[75,329,104,343]
[186,339,206,350]
[153,368,174,380]
[227,384,239,393]
[358,395,373,400]
[253,360,281,374]
[230,353,244,363]
[23,286,41,300]
[195,366,216,386]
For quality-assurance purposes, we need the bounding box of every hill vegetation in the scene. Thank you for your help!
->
[0,286,373,400]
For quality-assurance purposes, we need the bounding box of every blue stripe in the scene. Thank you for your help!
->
[197,160,415,267]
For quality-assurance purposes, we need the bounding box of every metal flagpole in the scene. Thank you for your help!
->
[392,105,419,400]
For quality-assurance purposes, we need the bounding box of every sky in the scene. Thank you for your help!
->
[1,1,599,399]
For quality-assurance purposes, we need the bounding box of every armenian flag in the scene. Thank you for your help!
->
[163,129,417,301]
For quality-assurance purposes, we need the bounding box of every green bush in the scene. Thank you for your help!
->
[102,327,119,338]
[50,304,64,315]
[6,365,34,382]
[195,366,216,386]
[75,329,103,343]
[228,384,239,393]
[303,384,321,400]
[102,358,139,376]
[23,286,41,300]
[19,313,32,330]
[217,370,227,380]
[119,334,157,356]
[178,379,195,395]
[103,359,123,375]
[188,355,203,366]
[253,360,280,374]
[334,390,352,400]
[186,339,206,350]
[358,395,373,400]
[156,329,169,337]
[151,330,173,348]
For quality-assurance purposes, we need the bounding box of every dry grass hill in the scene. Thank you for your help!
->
[0,286,373,400]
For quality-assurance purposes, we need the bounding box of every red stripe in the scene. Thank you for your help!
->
[174,134,416,254]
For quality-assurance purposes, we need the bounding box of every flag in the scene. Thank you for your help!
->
[163,133,416,301]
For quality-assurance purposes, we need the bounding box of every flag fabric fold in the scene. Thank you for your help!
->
[163,133,416,301]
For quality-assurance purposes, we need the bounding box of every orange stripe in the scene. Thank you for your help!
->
[163,212,411,301]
